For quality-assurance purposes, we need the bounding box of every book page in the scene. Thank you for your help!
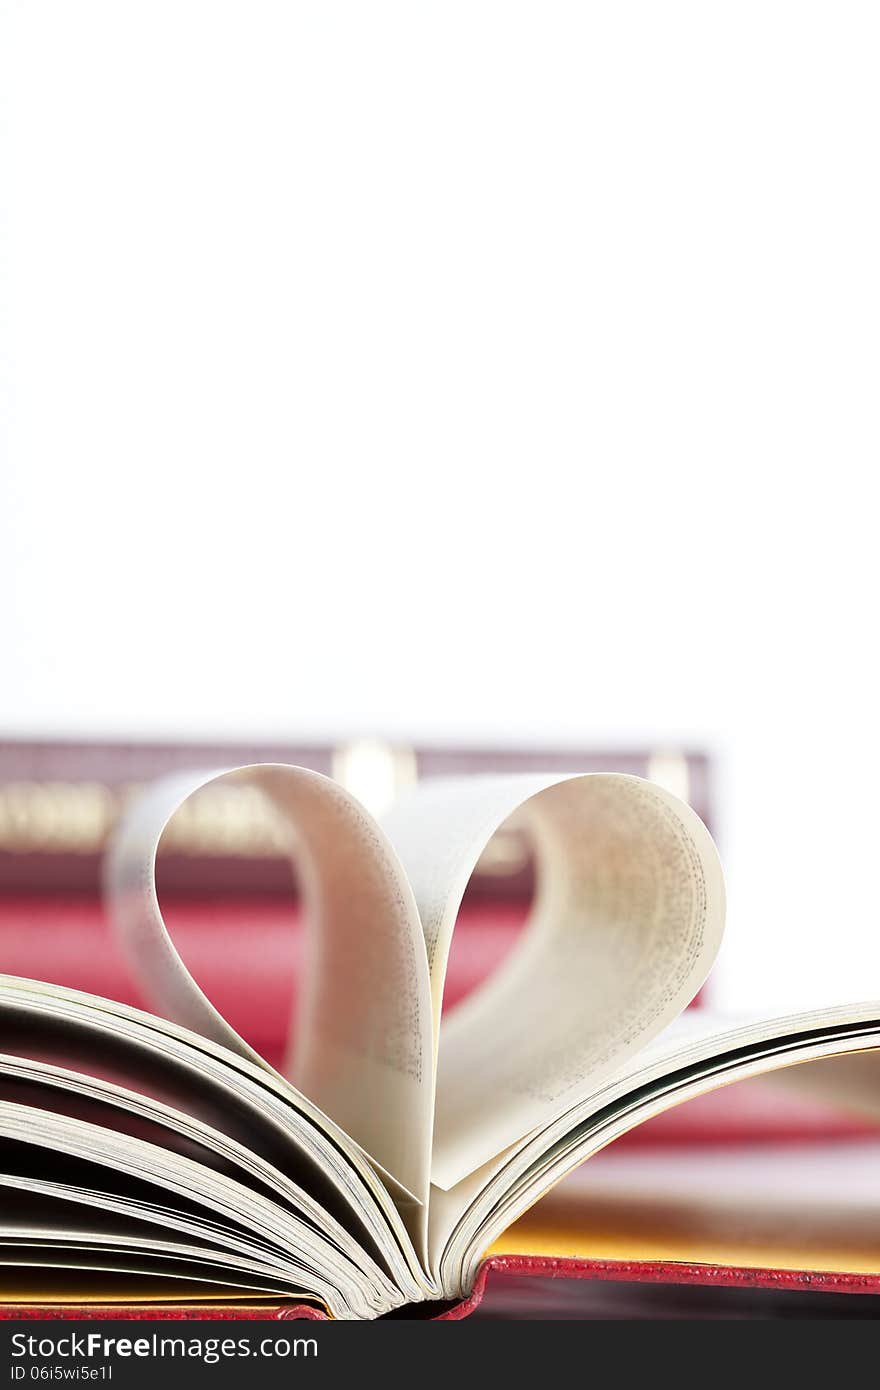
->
[104,764,434,1205]
[0,1111,360,1312]
[381,773,725,1190]
[447,1001,880,1292]
[0,975,430,1308]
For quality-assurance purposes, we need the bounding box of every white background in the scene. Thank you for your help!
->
[1,2,878,1014]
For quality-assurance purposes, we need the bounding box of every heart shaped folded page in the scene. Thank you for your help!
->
[105,766,724,1202]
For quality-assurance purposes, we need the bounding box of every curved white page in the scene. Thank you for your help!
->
[104,764,434,1204]
[106,765,725,1203]
[381,773,725,1190]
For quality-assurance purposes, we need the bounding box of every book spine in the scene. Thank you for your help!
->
[0,740,711,898]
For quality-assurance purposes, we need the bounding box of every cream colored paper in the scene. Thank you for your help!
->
[106,766,724,1197]
[381,772,725,1188]
[104,764,435,1205]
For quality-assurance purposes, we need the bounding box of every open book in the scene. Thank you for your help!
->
[1,765,878,1318]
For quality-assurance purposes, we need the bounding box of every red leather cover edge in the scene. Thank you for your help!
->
[4,1254,880,1320]
[433,1254,880,1318]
